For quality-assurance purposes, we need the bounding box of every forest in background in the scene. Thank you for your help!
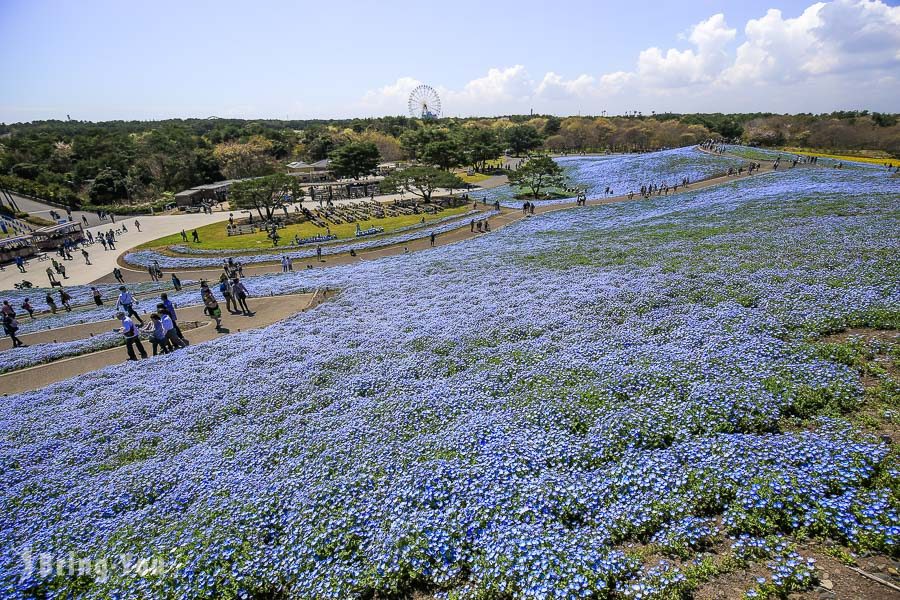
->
[0,110,896,209]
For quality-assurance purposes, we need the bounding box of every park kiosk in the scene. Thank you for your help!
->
[31,221,84,250]
[175,180,235,210]
[0,234,37,263]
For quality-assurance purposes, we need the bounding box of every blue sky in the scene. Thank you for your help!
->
[1,0,898,122]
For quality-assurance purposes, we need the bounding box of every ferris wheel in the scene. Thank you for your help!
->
[408,84,441,119]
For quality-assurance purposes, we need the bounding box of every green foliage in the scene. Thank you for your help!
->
[89,167,127,203]
[379,166,463,202]
[328,141,380,179]
[460,127,504,171]
[508,155,565,198]
[229,173,304,220]
[503,124,543,155]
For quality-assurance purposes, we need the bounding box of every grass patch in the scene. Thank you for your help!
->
[780,147,900,167]
[138,204,472,251]
[457,172,490,184]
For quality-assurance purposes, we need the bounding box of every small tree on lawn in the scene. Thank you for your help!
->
[229,173,304,221]
[379,166,464,203]
[509,156,565,199]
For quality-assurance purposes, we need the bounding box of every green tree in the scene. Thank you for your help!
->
[399,127,450,160]
[503,125,543,156]
[328,141,380,179]
[508,156,565,198]
[379,166,463,202]
[89,168,127,203]
[421,139,466,170]
[460,128,503,171]
[229,173,304,221]
[543,116,562,136]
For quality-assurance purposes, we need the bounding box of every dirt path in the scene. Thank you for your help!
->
[101,157,795,285]
[0,290,332,395]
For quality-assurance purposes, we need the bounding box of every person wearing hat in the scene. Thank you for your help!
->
[118,310,147,360]
[115,286,143,325]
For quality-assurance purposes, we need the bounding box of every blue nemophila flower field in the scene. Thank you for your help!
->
[478,146,744,207]
[0,158,897,599]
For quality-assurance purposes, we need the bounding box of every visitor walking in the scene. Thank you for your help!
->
[21,299,34,319]
[92,287,103,306]
[15,256,26,273]
[134,219,141,232]
[171,273,182,291]
[46,267,57,285]
[159,293,185,340]
[158,305,187,348]
[200,283,223,330]
[3,314,24,348]
[117,311,147,361]
[430,232,436,247]
[81,249,91,265]
[231,278,252,315]
[113,267,125,284]
[192,230,200,243]
[143,314,172,356]
[116,286,144,325]
[45,293,57,314]
[219,276,238,314]
[59,289,72,312]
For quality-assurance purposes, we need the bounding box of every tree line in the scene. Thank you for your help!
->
[0,111,896,208]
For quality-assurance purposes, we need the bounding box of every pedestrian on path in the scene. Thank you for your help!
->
[171,273,182,291]
[143,314,172,356]
[219,276,238,314]
[15,256,26,273]
[118,311,147,361]
[3,314,24,348]
[430,232,436,247]
[92,287,103,306]
[45,293,57,314]
[21,299,34,319]
[82,249,91,265]
[116,286,143,325]
[58,263,68,279]
[46,267,57,285]
[159,294,185,340]
[316,245,322,262]
[158,307,186,349]
[59,289,72,312]
[180,230,187,242]
[113,267,125,284]
[134,219,141,232]
[200,282,223,330]
[231,278,252,315]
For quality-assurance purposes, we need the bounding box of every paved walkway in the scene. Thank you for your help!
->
[100,159,793,284]
[0,290,331,394]
[1,191,476,290]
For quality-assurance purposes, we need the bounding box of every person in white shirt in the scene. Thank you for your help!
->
[118,311,147,360]
[157,307,186,349]
[115,286,144,325]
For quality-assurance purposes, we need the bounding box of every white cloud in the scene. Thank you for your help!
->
[359,76,423,113]
[446,65,534,114]
[536,72,597,100]
[358,1,900,116]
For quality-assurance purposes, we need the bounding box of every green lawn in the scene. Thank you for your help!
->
[141,205,472,251]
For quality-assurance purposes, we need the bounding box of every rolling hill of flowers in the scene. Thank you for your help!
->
[1,160,898,599]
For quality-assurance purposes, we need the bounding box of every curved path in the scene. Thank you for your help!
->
[0,289,333,395]
[103,157,797,284]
